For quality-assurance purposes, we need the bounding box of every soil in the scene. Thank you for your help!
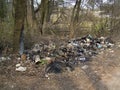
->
[0,38,120,90]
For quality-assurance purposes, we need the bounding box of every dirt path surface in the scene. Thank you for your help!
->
[0,42,120,90]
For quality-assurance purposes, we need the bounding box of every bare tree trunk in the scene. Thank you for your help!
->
[69,0,81,38]
[13,0,26,53]
[46,0,54,22]
[26,0,37,37]
[0,0,7,22]
[39,0,49,35]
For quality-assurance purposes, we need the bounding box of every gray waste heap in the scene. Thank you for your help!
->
[23,35,114,74]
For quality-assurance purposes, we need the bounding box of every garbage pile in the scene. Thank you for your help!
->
[19,35,114,73]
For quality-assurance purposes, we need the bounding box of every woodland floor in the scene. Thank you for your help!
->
[0,37,120,90]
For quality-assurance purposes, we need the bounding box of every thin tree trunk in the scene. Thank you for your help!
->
[39,0,49,35]
[69,0,81,38]
[13,0,26,53]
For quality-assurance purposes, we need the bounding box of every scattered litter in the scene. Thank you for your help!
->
[118,45,120,47]
[21,54,27,61]
[17,57,21,60]
[15,63,27,72]
[109,50,114,53]
[34,55,41,63]
[78,57,88,62]
[6,57,11,60]
[81,65,89,70]
[0,56,11,62]
[16,64,21,67]
[1,57,6,61]
[45,74,50,79]
[16,66,27,72]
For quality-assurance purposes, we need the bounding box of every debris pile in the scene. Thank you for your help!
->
[16,35,113,74]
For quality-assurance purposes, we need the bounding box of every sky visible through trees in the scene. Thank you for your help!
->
[36,0,108,6]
